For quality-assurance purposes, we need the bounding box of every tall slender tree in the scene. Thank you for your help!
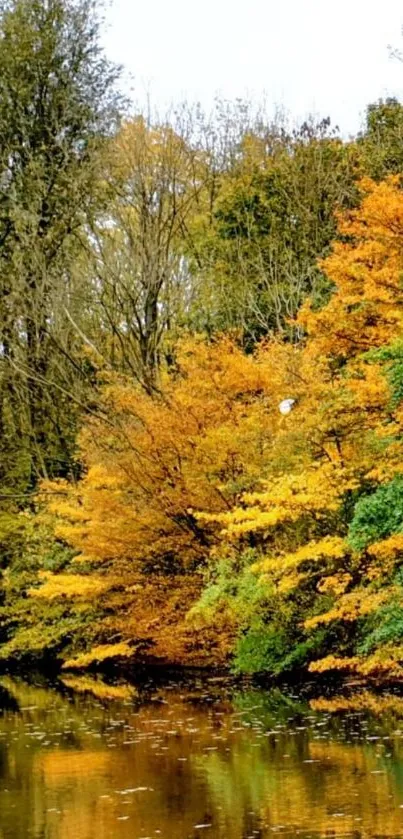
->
[0,0,122,494]
[85,115,207,392]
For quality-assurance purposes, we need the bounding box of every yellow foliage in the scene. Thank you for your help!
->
[317,572,352,596]
[256,537,346,575]
[63,643,133,670]
[309,655,362,673]
[29,572,111,600]
[309,649,403,679]
[60,676,137,701]
[298,177,403,359]
[30,177,403,676]
[368,534,403,560]
[46,336,285,570]
[305,589,393,629]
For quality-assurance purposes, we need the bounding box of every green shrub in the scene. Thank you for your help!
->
[348,477,403,551]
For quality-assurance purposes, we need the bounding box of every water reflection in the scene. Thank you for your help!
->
[1,674,403,837]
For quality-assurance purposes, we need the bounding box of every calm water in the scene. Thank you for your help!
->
[2,675,403,838]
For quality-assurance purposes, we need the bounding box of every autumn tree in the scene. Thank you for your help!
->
[0,336,290,666]
[196,177,403,678]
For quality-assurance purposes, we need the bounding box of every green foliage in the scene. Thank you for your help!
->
[0,0,122,493]
[0,512,26,569]
[348,477,403,551]
[233,624,289,675]
[193,550,329,676]
[366,342,403,407]
[0,603,95,663]
[358,98,403,180]
[0,511,83,661]
[233,624,327,676]
[194,550,271,623]
[188,117,359,342]
[358,599,403,656]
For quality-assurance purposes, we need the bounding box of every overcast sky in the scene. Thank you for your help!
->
[103,0,403,136]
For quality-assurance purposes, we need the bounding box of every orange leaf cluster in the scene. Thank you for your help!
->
[32,177,403,676]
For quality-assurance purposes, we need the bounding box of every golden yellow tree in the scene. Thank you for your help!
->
[10,176,403,678]
[32,336,293,667]
[198,177,403,679]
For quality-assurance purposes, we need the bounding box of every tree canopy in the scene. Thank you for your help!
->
[2,2,403,680]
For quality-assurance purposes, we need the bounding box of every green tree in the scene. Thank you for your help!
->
[187,117,359,343]
[0,0,122,495]
[358,98,403,179]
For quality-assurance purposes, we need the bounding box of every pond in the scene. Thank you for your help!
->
[1,673,403,838]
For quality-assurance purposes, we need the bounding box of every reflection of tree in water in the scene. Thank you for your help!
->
[193,687,403,838]
[1,678,403,837]
[0,683,18,781]
[0,676,246,839]
[0,684,18,713]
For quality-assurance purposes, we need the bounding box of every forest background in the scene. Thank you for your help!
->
[2,0,403,681]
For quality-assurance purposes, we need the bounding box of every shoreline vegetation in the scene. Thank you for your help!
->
[2,1,403,686]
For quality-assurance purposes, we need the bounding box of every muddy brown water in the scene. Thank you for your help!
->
[1,673,403,838]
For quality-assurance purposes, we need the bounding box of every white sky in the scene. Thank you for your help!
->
[103,0,403,136]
